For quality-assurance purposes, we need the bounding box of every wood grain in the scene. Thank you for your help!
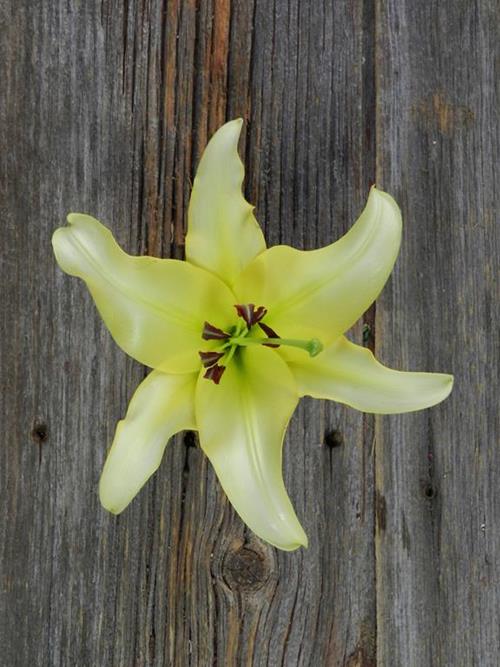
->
[374,1,500,665]
[0,1,497,665]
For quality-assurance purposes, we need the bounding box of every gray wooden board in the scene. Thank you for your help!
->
[0,1,497,665]
[374,1,500,665]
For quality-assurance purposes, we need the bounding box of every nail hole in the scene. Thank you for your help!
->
[423,483,436,499]
[325,429,344,449]
[183,430,197,448]
[31,422,49,444]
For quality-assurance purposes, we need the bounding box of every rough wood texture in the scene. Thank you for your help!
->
[0,1,497,665]
[374,2,500,665]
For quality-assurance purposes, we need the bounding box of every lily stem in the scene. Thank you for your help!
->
[229,336,323,357]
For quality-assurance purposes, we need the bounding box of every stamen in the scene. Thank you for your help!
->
[229,335,323,357]
[234,304,267,328]
[199,351,225,368]
[202,321,230,340]
[204,364,226,384]
[201,307,322,386]
[258,322,280,348]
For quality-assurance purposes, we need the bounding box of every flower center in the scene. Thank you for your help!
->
[199,304,323,384]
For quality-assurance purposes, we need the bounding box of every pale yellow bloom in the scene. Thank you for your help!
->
[52,120,453,551]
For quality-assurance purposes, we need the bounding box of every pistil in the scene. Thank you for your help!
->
[229,335,323,357]
[200,307,324,385]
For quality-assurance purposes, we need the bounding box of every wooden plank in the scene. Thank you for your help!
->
[374,1,500,664]
[0,1,379,665]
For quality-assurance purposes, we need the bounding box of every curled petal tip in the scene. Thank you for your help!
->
[224,117,243,129]
[219,117,244,139]
[99,492,121,516]
[65,212,100,226]
[99,474,124,514]
[442,373,454,395]
[279,529,309,552]
[367,184,401,214]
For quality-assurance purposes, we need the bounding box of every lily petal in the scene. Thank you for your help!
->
[52,214,235,373]
[185,119,266,287]
[99,370,197,513]
[288,336,453,414]
[233,187,401,345]
[195,346,307,550]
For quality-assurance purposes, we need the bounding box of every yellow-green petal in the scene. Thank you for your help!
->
[288,336,453,414]
[233,187,402,345]
[99,370,197,513]
[195,346,307,551]
[185,119,266,287]
[52,214,235,373]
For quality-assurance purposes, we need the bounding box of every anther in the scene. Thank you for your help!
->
[204,364,226,384]
[258,322,280,348]
[202,322,230,340]
[199,351,225,368]
[234,304,267,328]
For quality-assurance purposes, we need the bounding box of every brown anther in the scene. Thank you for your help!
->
[199,351,225,368]
[202,322,230,340]
[204,364,226,384]
[258,322,280,348]
[234,304,268,328]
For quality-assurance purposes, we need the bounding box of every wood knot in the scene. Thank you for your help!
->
[223,546,269,592]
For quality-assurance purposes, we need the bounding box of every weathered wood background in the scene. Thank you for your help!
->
[1,1,498,665]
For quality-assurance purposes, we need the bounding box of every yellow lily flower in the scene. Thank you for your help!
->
[52,119,453,551]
